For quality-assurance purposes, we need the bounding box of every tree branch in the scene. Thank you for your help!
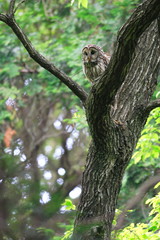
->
[0,9,88,104]
[92,0,160,106]
[146,99,160,113]
[114,174,160,230]
[8,0,16,17]
[0,14,8,22]
[14,0,25,14]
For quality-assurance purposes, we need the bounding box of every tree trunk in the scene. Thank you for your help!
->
[72,17,160,240]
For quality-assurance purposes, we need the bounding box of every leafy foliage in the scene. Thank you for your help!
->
[51,188,160,239]
[71,0,88,8]
[116,186,160,240]
[119,106,160,214]
[132,108,160,165]
[64,106,88,130]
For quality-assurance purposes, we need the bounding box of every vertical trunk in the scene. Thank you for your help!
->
[72,18,160,240]
[72,123,134,240]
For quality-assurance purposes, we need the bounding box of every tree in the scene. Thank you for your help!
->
[0,0,160,240]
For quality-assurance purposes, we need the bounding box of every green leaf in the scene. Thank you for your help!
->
[37,227,54,236]
[0,86,20,99]
[71,0,88,8]
[154,182,160,189]
[0,111,12,123]
[81,0,88,8]
[62,228,73,240]
[0,63,21,78]
[62,199,76,210]
[71,0,75,5]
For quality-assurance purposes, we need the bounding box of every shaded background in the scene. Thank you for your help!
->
[0,0,159,239]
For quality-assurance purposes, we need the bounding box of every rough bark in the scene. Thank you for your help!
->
[0,1,160,240]
[72,8,160,240]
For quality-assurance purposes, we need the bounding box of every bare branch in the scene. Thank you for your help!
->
[8,0,16,17]
[0,10,88,104]
[114,174,160,230]
[146,99,160,112]
[14,0,25,14]
[0,14,7,22]
[34,132,68,147]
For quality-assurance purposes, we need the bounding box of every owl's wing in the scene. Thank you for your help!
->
[105,52,111,64]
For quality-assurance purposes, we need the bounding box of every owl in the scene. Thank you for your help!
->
[82,44,111,83]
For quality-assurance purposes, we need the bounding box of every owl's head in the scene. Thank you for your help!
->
[82,44,103,66]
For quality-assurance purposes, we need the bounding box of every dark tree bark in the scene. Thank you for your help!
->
[71,2,160,239]
[0,1,160,240]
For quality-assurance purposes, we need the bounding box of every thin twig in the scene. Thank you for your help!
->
[14,0,25,14]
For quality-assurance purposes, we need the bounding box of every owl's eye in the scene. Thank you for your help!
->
[91,50,96,55]
[84,51,88,56]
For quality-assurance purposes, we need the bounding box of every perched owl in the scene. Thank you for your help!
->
[82,44,111,83]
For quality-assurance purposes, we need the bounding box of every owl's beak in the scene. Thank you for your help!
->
[88,56,91,62]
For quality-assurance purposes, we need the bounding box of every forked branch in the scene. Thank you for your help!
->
[14,0,26,14]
